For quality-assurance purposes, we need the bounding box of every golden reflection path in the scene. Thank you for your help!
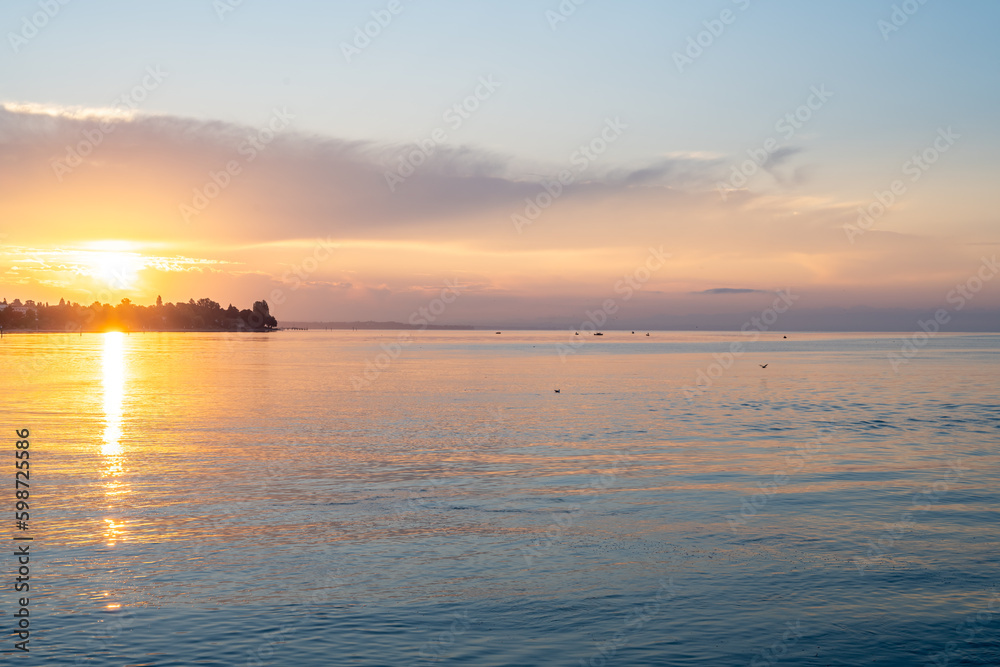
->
[101,332,129,547]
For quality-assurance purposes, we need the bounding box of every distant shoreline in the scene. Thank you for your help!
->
[0,321,474,333]
[0,328,276,334]
[4,328,998,335]
[281,321,475,330]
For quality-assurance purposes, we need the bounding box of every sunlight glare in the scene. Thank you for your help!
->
[101,332,131,546]
[90,250,144,290]
[101,332,126,456]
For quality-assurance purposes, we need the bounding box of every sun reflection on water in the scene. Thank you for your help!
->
[101,332,129,545]
[102,332,126,456]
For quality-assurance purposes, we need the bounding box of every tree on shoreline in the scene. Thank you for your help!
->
[0,297,279,332]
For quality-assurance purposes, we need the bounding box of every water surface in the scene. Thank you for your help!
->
[4,331,999,665]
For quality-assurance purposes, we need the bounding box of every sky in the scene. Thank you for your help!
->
[1,0,998,329]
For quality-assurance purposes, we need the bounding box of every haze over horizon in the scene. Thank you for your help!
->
[2,0,998,330]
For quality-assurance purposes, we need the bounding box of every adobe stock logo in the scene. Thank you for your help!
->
[340,0,414,63]
[672,0,752,73]
[877,0,931,41]
[545,0,588,31]
[843,127,958,244]
[350,280,464,390]
[384,75,501,192]
[556,246,670,361]
[683,289,799,398]
[887,255,998,373]
[8,0,73,54]
[51,66,169,182]
[179,107,295,222]
[716,85,833,201]
[511,117,627,233]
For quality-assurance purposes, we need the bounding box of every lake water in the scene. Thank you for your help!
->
[3,330,999,665]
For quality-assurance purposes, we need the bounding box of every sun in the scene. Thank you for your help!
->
[78,241,147,291]
[90,251,144,290]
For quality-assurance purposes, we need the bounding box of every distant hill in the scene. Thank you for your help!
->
[281,321,475,330]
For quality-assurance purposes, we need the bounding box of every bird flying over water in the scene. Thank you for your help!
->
[759,364,768,368]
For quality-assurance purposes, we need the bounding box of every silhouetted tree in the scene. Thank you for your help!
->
[252,300,277,330]
[0,296,277,331]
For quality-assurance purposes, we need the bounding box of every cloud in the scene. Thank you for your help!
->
[0,102,135,122]
[759,146,806,186]
[0,104,994,325]
[695,288,773,295]
[605,155,723,188]
[0,104,723,244]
